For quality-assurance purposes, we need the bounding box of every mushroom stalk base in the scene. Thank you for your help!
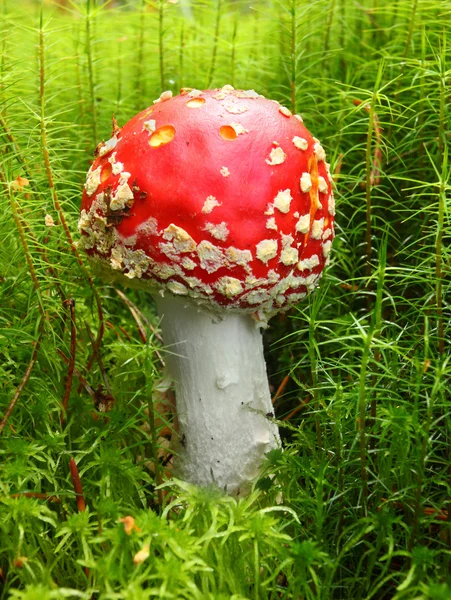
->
[155,294,280,496]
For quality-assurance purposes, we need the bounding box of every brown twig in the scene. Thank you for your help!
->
[57,349,95,397]
[61,299,76,425]
[85,321,114,398]
[0,331,43,435]
[271,374,290,405]
[282,396,310,421]
[115,288,165,367]
[69,457,86,512]
[10,492,61,503]
[115,288,163,343]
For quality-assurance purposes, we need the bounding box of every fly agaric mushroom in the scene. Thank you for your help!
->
[79,85,335,495]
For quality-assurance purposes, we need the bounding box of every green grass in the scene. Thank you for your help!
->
[0,0,450,597]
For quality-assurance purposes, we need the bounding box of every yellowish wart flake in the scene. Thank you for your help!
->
[110,246,124,270]
[181,256,197,270]
[204,221,229,241]
[276,294,286,306]
[294,114,303,123]
[220,166,230,178]
[289,292,307,302]
[279,106,292,117]
[188,89,203,97]
[153,263,178,279]
[266,217,277,230]
[244,290,270,305]
[225,104,248,115]
[292,136,308,151]
[280,246,299,266]
[197,240,226,273]
[137,216,158,236]
[108,153,124,175]
[201,195,221,214]
[273,189,293,214]
[296,214,310,234]
[123,248,151,279]
[311,218,324,240]
[264,204,274,216]
[266,147,287,166]
[84,166,102,197]
[305,272,320,291]
[163,224,197,253]
[222,84,235,92]
[314,141,326,162]
[110,179,134,211]
[225,247,252,267]
[98,136,118,157]
[216,276,243,298]
[256,239,278,264]
[323,239,332,258]
[153,90,173,104]
[234,89,260,99]
[328,193,336,216]
[267,270,280,283]
[142,120,156,133]
[230,122,249,135]
[167,281,189,295]
[318,176,328,193]
[325,162,333,183]
[297,255,320,272]
[300,172,312,193]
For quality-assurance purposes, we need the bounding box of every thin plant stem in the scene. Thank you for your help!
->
[61,299,77,425]
[38,12,104,361]
[290,0,296,113]
[145,339,164,510]
[0,327,43,435]
[135,0,146,110]
[358,327,373,518]
[178,20,185,89]
[206,0,222,88]
[158,0,165,90]
[436,40,446,357]
[230,9,238,87]
[309,304,322,448]
[85,0,98,145]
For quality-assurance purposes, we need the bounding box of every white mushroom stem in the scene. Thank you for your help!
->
[155,294,280,496]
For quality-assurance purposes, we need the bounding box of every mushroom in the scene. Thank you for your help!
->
[79,85,335,496]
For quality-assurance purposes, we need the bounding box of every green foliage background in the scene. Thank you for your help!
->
[0,0,450,597]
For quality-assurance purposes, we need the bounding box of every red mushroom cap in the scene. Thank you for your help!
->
[79,85,335,319]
